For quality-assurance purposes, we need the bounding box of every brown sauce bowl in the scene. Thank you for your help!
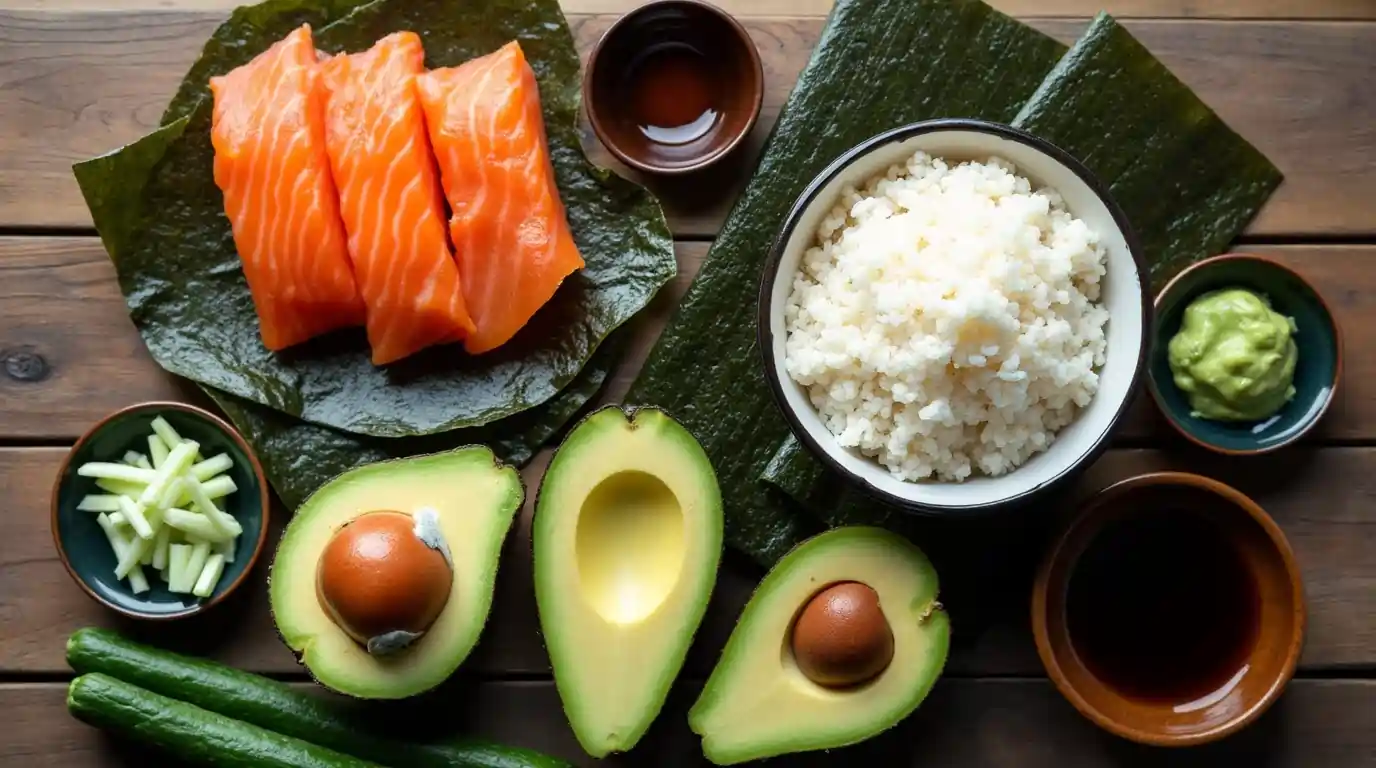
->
[1031,472,1306,747]
[583,0,763,175]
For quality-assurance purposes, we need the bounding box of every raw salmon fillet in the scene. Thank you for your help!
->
[416,41,585,355]
[320,32,476,366]
[210,24,366,352]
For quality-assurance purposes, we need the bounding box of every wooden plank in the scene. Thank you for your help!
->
[2,12,1374,235]
[12,0,1376,20]
[4,238,1372,442]
[6,679,1375,766]
[7,442,1374,676]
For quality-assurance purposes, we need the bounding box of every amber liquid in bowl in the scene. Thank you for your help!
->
[1065,508,1261,707]
[623,43,722,146]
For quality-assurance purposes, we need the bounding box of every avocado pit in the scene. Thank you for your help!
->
[316,510,453,656]
[791,581,894,688]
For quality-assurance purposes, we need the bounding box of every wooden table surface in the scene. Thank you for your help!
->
[3,0,1375,765]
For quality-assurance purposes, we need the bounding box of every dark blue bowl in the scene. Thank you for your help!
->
[51,402,270,620]
[1149,254,1342,455]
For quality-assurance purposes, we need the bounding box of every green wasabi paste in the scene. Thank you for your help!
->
[1167,288,1298,422]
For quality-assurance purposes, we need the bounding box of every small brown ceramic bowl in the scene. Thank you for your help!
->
[51,401,271,620]
[583,0,763,175]
[1032,472,1305,747]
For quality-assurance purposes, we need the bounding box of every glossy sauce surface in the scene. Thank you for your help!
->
[623,44,721,146]
[1066,507,1260,704]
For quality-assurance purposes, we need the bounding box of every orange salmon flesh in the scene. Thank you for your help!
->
[417,41,586,355]
[210,24,367,352]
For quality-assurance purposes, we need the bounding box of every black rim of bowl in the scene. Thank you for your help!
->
[1146,253,1343,456]
[50,400,271,620]
[756,118,1153,516]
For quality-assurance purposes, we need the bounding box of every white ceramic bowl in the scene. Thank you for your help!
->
[758,119,1151,515]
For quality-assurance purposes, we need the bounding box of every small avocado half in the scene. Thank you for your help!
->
[690,527,950,765]
[534,406,723,757]
[270,447,523,699]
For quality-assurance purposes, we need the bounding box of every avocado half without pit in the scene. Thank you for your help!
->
[690,527,951,765]
[270,447,523,700]
[533,406,724,758]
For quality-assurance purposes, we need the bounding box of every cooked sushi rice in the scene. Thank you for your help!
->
[783,152,1109,482]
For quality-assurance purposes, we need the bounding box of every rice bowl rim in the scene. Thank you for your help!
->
[757,118,1152,516]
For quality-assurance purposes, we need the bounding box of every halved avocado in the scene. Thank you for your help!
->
[690,527,950,765]
[270,447,522,699]
[534,406,723,757]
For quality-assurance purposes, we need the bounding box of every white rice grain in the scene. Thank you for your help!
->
[783,151,1109,482]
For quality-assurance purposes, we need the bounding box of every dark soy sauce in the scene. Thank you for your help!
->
[1066,508,1261,704]
[623,43,721,145]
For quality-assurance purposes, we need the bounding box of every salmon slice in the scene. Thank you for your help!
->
[416,41,586,355]
[319,32,476,366]
[210,24,366,352]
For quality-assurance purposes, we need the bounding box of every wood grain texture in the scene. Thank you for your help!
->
[12,0,1376,19]
[7,442,1374,676]
[4,238,1372,442]
[7,679,1376,766]
[2,12,1375,235]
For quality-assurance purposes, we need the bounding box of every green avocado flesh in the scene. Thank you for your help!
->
[270,448,523,699]
[690,527,950,765]
[1169,288,1298,421]
[534,407,724,757]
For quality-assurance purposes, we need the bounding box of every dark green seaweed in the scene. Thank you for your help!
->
[1012,13,1283,288]
[73,0,675,438]
[626,0,1068,564]
[758,436,893,528]
[208,333,620,509]
[754,12,1284,554]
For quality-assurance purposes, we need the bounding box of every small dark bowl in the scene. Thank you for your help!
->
[1032,472,1306,747]
[1149,253,1342,455]
[51,402,271,620]
[583,0,763,175]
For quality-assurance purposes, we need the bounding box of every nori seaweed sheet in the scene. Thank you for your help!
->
[626,0,1069,564]
[1013,13,1283,288]
[753,13,1283,558]
[73,0,676,438]
[206,335,622,509]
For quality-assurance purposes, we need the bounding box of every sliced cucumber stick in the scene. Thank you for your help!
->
[191,554,225,598]
[148,434,170,469]
[149,416,183,451]
[138,440,198,508]
[78,463,157,485]
[167,544,192,593]
[77,495,123,513]
[191,453,234,481]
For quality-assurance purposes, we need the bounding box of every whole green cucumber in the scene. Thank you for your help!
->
[67,628,571,768]
[68,673,380,768]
